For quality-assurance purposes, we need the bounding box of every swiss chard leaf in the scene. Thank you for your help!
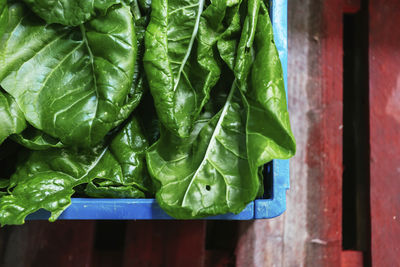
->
[0,3,137,148]
[22,0,132,26]
[0,117,151,225]
[0,89,26,145]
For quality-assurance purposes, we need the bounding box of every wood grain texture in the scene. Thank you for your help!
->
[123,221,206,267]
[236,218,284,266]
[369,1,400,266]
[1,221,95,267]
[343,0,361,13]
[236,0,345,266]
[341,251,363,267]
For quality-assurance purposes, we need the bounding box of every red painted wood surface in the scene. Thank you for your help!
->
[1,221,95,267]
[369,1,400,266]
[341,251,363,267]
[236,0,348,265]
[4,1,400,266]
[343,0,361,13]
[123,221,206,267]
[304,0,344,265]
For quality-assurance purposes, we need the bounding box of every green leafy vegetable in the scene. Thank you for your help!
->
[11,126,65,150]
[147,81,259,218]
[144,0,231,137]
[0,0,296,225]
[0,116,150,225]
[245,10,296,166]
[85,181,146,198]
[146,1,295,219]
[22,0,133,26]
[0,89,26,145]
[0,3,137,148]
[0,0,7,38]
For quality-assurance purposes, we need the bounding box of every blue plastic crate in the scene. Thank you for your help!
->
[28,0,289,221]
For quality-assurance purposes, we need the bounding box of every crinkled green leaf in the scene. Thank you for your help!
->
[217,2,242,70]
[245,10,296,165]
[1,172,77,225]
[0,3,137,148]
[220,2,295,164]
[0,179,9,189]
[257,166,265,198]
[0,117,151,225]
[106,117,151,191]
[147,81,259,219]
[246,0,260,48]
[0,0,296,224]
[22,0,132,26]
[146,5,295,219]
[85,180,146,198]
[11,126,65,150]
[144,0,230,137]
[138,0,152,12]
[0,89,26,145]
[0,0,7,37]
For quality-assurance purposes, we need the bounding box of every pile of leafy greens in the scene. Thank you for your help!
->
[0,0,295,225]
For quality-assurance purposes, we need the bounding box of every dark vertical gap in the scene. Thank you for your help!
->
[92,221,127,267]
[205,221,238,266]
[342,0,371,266]
[342,13,357,251]
[263,162,274,199]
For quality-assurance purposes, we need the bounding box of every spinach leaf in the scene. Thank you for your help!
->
[11,126,65,150]
[138,0,152,12]
[220,1,295,165]
[144,0,231,137]
[85,180,146,198]
[147,81,259,219]
[0,3,137,148]
[245,10,296,166]
[217,2,242,70]
[105,117,151,192]
[0,116,151,225]
[146,3,295,219]
[84,115,151,197]
[0,89,26,145]
[0,179,9,189]
[22,0,132,26]
[0,0,296,224]
[0,0,7,37]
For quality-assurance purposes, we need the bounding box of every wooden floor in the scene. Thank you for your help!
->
[1,0,399,266]
[237,0,400,266]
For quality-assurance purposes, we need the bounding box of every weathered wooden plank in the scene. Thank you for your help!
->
[369,1,400,266]
[236,218,284,266]
[123,221,206,267]
[341,251,363,267]
[1,221,95,267]
[204,250,233,267]
[312,0,345,265]
[343,0,361,13]
[236,0,345,266]
[93,251,123,267]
